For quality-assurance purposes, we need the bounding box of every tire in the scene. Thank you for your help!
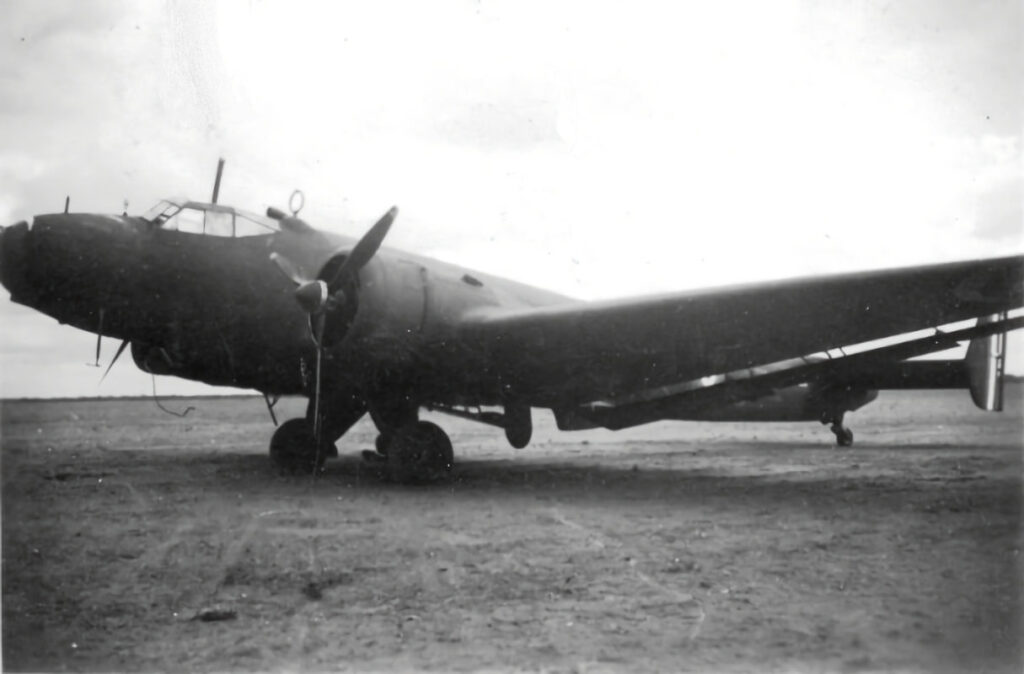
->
[269,418,328,474]
[387,421,453,484]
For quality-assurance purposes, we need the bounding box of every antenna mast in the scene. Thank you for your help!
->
[211,158,225,204]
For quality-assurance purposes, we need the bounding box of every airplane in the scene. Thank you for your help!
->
[1,164,1022,483]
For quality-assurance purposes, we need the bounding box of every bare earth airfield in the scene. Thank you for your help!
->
[2,386,1021,672]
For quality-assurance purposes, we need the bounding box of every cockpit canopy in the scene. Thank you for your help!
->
[143,199,279,238]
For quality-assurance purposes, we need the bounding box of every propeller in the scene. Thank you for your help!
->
[269,206,399,468]
[270,206,398,318]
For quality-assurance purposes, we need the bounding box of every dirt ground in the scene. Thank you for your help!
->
[1,386,1021,673]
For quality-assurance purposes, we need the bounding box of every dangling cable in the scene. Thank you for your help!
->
[151,375,195,418]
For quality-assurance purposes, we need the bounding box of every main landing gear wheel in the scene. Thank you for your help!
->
[269,418,334,474]
[386,421,454,484]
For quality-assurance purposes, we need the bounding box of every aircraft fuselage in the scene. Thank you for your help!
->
[1,212,571,405]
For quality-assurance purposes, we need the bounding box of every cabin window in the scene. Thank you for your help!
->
[166,207,206,234]
[146,200,278,238]
[205,211,234,237]
[143,200,181,225]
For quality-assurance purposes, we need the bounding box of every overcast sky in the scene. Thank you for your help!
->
[1,0,1021,398]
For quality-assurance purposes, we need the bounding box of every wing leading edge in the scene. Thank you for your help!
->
[458,255,1024,408]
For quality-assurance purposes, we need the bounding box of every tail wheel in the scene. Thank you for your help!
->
[824,409,854,448]
[831,423,854,447]
[387,421,453,484]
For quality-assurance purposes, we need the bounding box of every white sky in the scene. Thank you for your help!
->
[0,0,1021,398]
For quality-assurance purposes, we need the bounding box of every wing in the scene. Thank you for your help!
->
[568,314,1023,429]
[458,255,1024,407]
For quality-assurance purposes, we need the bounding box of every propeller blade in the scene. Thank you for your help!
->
[308,313,326,347]
[326,206,398,288]
[307,340,330,478]
[308,313,327,475]
[270,252,309,285]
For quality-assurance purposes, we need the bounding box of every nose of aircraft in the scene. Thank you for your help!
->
[0,220,34,302]
[1,212,145,327]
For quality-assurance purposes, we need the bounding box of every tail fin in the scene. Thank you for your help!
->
[965,313,1007,411]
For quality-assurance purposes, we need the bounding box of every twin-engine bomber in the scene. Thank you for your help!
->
[2,175,1021,483]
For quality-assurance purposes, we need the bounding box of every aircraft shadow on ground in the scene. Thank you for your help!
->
[612,439,1020,452]
[186,448,1015,508]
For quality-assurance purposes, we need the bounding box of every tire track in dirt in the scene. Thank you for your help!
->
[137,520,195,568]
[548,507,706,642]
[104,474,151,511]
[171,511,263,616]
[252,510,351,670]
[280,532,324,666]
